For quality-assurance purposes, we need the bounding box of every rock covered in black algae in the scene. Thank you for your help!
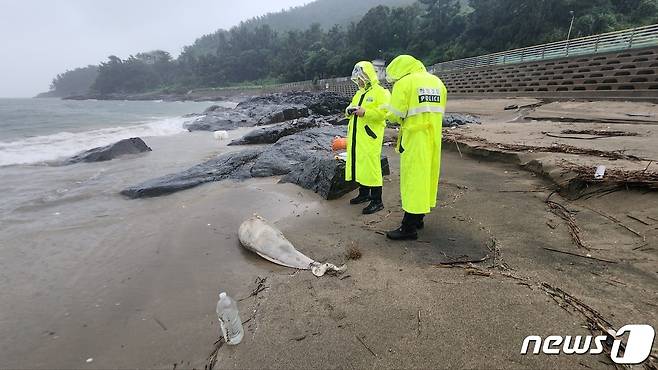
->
[203,105,224,113]
[66,138,152,164]
[228,115,346,146]
[120,149,264,198]
[443,113,481,127]
[121,126,382,200]
[184,91,349,132]
[248,126,345,177]
[281,156,390,200]
[183,109,253,132]
[240,91,349,116]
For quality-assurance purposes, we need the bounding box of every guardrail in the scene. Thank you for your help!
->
[430,23,658,73]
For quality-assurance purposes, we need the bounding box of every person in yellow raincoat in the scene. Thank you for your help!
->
[344,61,391,214]
[384,55,447,240]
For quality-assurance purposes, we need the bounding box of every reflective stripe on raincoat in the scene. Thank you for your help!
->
[386,55,447,214]
[345,61,391,187]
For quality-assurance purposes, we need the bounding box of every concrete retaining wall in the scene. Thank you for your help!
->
[197,46,658,102]
[442,46,658,101]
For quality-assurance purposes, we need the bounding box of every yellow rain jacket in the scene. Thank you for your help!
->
[386,55,447,214]
[345,61,391,187]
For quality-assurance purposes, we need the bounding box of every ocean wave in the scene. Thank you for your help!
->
[0,116,191,166]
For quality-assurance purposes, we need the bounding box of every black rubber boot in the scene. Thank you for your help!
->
[386,225,417,240]
[350,186,370,205]
[386,212,418,240]
[417,214,425,230]
[363,186,383,214]
[362,201,384,214]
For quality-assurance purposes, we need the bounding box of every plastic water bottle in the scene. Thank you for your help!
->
[216,292,244,345]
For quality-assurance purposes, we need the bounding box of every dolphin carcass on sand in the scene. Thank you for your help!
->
[238,215,346,277]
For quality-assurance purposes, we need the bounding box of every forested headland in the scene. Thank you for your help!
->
[41,0,658,98]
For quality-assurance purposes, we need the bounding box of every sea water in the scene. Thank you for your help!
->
[0,98,223,166]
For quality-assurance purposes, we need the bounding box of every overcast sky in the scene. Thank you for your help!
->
[0,0,310,97]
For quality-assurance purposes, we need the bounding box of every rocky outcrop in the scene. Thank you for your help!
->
[443,113,481,127]
[228,115,347,146]
[237,91,349,115]
[281,156,390,200]
[122,126,375,199]
[184,91,349,132]
[120,149,264,198]
[183,112,254,132]
[66,138,151,164]
[183,101,308,132]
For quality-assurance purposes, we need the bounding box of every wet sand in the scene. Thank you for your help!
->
[1,101,657,368]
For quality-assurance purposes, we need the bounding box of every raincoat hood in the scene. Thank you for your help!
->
[386,55,426,83]
[352,61,381,87]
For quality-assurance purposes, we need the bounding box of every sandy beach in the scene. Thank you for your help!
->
[0,98,656,369]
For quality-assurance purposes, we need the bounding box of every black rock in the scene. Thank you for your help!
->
[203,105,223,113]
[121,126,389,200]
[184,110,254,132]
[66,138,151,164]
[120,149,263,198]
[249,126,345,177]
[443,113,481,127]
[185,91,348,132]
[228,116,333,146]
[281,156,390,200]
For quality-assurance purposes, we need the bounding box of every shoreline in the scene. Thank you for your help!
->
[1,96,656,368]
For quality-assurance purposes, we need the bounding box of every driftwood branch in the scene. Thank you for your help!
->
[356,335,377,357]
[542,247,617,264]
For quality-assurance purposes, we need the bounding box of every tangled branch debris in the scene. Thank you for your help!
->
[435,258,656,369]
[239,276,268,301]
[563,164,658,190]
[205,337,225,370]
[540,283,658,370]
[442,132,647,161]
[562,129,640,137]
[545,193,589,250]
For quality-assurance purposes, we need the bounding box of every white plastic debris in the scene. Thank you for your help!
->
[213,130,229,140]
[594,165,606,179]
[335,152,348,161]
[86,358,93,363]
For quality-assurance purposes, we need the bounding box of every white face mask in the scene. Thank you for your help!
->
[385,72,397,84]
[351,65,369,86]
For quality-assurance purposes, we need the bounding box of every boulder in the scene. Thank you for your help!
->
[249,126,345,177]
[281,156,390,200]
[121,126,388,200]
[228,116,330,146]
[443,113,481,127]
[203,105,223,113]
[184,110,254,132]
[120,149,263,198]
[235,91,348,114]
[66,138,151,164]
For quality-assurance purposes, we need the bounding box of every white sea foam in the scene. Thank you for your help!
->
[0,116,191,166]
